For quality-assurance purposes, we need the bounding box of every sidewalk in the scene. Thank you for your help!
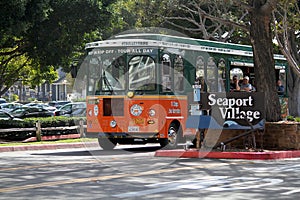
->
[2,140,300,160]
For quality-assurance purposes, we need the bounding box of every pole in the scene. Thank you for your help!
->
[79,120,84,137]
[36,121,41,141]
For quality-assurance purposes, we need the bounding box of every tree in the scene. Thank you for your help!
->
[105,0,168,37]
[0,0,112,97]
[273,0,300,116]
[162,0,282,121]
[247,0,281,122]
[164,0,250,43]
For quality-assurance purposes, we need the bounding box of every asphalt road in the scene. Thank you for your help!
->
[1,144,300,200]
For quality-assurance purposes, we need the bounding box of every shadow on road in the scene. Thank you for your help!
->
[31,145,162,157]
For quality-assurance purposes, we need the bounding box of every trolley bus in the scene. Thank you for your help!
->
[83,33,287,150]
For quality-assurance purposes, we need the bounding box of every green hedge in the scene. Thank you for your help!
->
[0,116,86,128]
[23,116,86,127]
[0,117,86,141]
[287,115,300,122]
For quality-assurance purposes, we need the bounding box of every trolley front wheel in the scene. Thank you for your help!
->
[98,138,117,150]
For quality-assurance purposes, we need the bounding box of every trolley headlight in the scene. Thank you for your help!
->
[148,109,156,117]
[110,120,117,128]
[127,91,134,98]
[130,104,143,116]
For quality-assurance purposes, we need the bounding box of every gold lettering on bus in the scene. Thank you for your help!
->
[133,118,145,124]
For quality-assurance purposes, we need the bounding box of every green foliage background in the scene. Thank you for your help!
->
[0,0,113,96]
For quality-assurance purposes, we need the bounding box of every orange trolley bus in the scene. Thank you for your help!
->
[82,33,287,150]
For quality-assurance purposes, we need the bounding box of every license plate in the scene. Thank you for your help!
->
[128,126,139,132]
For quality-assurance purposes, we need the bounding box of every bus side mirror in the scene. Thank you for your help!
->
[70,64,78,78]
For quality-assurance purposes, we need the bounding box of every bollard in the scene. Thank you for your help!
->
[79,120,84,137]
[36,121,42,141]
[196,129,200,149]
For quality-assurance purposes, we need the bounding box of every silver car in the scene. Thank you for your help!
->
[0,102,24,112]
[0,110,23,121]
[54,102,86,117]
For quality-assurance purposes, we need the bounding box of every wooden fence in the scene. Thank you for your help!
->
[0,120,86,141]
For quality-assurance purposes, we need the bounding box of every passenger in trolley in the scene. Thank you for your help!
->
[230,75,241,92]
[240,76,253,92]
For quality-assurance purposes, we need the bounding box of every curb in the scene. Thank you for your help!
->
[3,143,300,160]
[154,149,300,160]
[0,142,99,153]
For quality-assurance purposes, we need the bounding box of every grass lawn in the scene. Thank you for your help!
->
[0,138,97,147]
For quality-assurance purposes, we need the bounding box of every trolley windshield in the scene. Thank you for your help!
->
[86,47,157,95]
[87,50,125,95]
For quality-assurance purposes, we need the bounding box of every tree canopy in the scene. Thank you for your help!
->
[0,0,112,96]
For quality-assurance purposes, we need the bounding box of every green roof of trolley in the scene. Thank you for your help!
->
[86,33,286,61]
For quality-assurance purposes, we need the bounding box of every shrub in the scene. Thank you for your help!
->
[287,115,295,121]
[0,120,29,128]
[22,116,86,127]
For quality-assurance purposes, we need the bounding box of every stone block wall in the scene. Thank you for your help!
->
[263,122,300,150]
[202,122,300,150]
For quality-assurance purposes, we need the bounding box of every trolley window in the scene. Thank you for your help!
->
[128,56,156,91]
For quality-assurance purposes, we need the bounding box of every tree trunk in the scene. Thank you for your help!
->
[287,29,300,117]
[288,67,300,117]
[249,1,281,121]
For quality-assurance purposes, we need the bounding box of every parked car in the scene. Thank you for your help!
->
[48,101,71,109]
[25,102,56,112]
[0,102,24,112]
[54,102,86,117]
[0,98,7,104]
[9,106,54,118]
[0,110,23,121]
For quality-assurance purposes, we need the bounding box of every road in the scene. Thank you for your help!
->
[1,144,300,200]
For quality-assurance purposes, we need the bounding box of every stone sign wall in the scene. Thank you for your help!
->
[203,122,300,150]
[264,122,300,150]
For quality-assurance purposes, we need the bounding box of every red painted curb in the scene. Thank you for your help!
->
[154,149,300,160]
[22,134,81,142]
